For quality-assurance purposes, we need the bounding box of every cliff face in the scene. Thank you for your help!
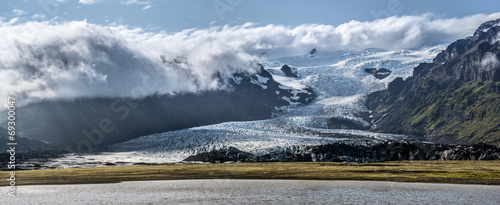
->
[366,19,500,145]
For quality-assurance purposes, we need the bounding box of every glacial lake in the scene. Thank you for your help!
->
[5,180,500,204]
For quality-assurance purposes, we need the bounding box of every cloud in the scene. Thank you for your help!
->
[4,17,19,25]
[493,30,500,44]
[31,14,46,21]
[479,52,499,72]
[120,0,150,5]
[79,0,100,5]
[1,13,500,109]
[120,0,153,10]
[0,21,259,108]
[12,9,27,16]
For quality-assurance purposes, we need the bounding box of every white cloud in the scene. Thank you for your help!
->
[480,52,499,72]
[142,5,152,10]
[5,17,19,25]
[12,9,27,16]
[1,13,500,109]
[493,32,500,44]
[0,21,259,108]
[121,0,150,5]
[31,14,46,21]
[79,0,99,5]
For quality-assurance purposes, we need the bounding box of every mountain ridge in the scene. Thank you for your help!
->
[1,66,315,152]
[366,19,500,145]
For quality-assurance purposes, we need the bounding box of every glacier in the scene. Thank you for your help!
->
[39,45,447,168]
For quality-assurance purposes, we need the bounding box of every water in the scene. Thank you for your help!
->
[5,180,500,204]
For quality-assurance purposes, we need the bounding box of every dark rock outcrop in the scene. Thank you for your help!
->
[309,48,317,55]
[364,68,392,79]
[183,141,500,163]
[309,48,317,58]
[280,64,299,78]
[183,147,256,163]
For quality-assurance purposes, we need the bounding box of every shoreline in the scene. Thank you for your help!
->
[2,160,500,186]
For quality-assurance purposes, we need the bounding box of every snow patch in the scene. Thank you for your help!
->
[255,74,269,84]
[250,74,269,89]
[231,75,243,84]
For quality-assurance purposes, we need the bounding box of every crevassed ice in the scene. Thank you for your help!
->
[50,46,445,167]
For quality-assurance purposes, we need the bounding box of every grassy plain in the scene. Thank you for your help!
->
[3,160,500,186]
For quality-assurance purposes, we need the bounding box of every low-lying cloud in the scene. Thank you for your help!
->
[1,13,500,109]
[480,52,500,71]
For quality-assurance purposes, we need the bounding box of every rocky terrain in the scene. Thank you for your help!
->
[367,19,500,146]
[0,150,68,171]
[280,64,299,78]
[364,68,392,79]
[183,141,500,163]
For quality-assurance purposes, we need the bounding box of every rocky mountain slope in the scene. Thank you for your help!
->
[1,66,315,152]
[367,19,500,145]
[0,127,48,153]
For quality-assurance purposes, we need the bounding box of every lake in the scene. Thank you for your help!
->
[5,180,500,204]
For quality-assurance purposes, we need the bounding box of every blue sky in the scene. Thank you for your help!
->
[1,0,500,32]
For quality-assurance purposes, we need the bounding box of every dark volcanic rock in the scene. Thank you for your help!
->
[364,68,392,79]
[280,64,299,78]
[183,147,256,163]
[183,141,500,163]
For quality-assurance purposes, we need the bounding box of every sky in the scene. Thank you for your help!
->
[1,0,500,32]
[1,0,500,108]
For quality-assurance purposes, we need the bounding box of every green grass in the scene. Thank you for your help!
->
[368,80,500,145]
[2,160,500,186]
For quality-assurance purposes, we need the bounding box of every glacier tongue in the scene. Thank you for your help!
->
[47,46,446,167]
[103,119,412,163]
[264,45,446,124]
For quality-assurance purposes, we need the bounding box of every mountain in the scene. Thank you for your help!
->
[96,47,443,165]
[0,127,47,153]
[24,45,452,166]
[1,65,315,152]
[2,39,445,160]
[366,19,500,146]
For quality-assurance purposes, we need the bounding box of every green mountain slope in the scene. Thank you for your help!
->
[367,19,500,145]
